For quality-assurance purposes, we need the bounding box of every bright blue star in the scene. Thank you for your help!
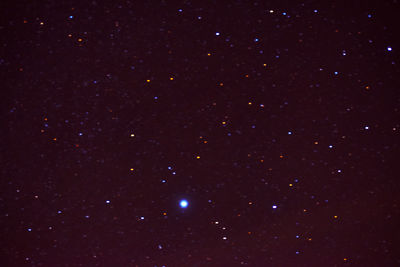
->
[180,199,189,208]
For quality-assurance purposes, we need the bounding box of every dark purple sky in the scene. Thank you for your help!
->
[2,1,399,266]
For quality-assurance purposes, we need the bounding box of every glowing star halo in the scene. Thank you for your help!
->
[179,199,189,208]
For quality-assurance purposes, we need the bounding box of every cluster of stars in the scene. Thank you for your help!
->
[7,2,397,265]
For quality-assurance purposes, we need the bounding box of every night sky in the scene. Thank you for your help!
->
[1,1,400,266]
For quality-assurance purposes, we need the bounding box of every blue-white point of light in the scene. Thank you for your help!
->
[387,47,392,51]
[272,205,277,209]
[180,199,189,208]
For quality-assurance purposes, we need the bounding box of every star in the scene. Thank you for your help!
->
[179,199,189,208]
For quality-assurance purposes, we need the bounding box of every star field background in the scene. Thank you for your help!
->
[1,0,400,266]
